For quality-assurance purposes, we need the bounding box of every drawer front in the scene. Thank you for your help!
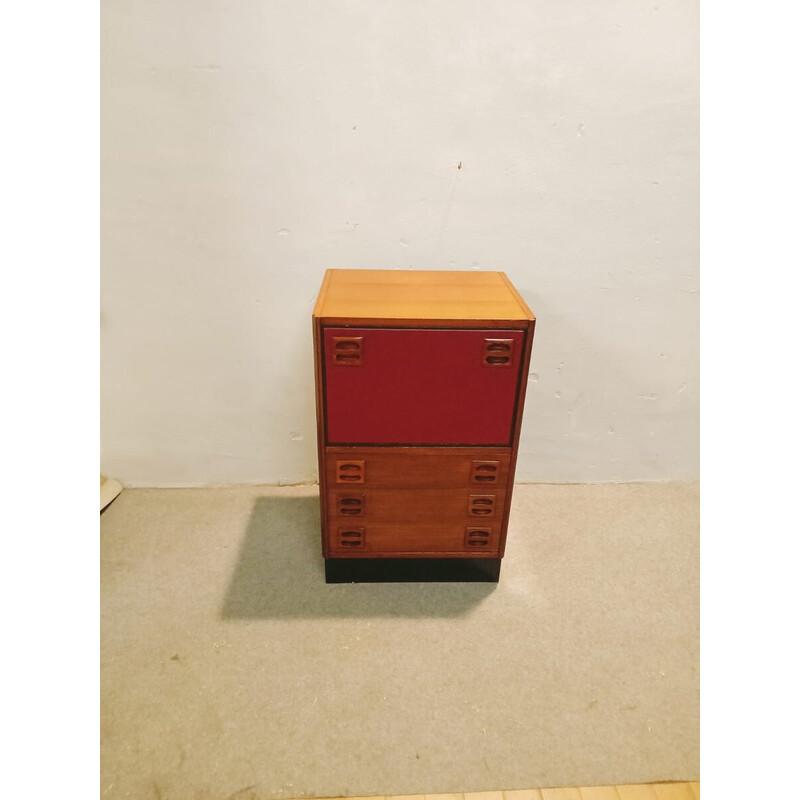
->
[325,447,511,490]
[327,488,508,526]
[323,327,525,445]
[327,521,502,556]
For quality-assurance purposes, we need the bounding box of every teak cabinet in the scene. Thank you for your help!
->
[312,269,536,583]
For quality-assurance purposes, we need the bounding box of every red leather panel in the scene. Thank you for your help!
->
[324,328,524,445]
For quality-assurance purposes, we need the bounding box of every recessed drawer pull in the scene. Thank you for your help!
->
[332,336,363,366]
[335,460,365,483]
[468,494,497,516]
[471,460,500,484]
[337,526,365,548]
[482,338,514,367]
[338,495,365,516]
[465,527,493,548]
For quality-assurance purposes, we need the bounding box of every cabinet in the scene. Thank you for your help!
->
[312,269,536,582]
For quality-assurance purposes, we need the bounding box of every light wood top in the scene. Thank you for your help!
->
[313,269,535,322]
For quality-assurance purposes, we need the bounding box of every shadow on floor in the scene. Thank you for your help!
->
[220,495,496,619]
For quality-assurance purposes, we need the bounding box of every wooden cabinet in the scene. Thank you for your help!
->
[313,269,535,582]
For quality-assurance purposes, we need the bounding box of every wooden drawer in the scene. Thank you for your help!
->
[327,487,507,525]
[323,327,525,445]
[326,521,502,557]
[325,447,511,490]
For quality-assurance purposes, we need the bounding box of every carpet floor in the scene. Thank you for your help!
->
[100,482,699,800]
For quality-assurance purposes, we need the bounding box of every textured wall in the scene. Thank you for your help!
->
[101,1,698,486]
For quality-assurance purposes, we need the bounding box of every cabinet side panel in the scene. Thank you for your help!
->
[313,317,329,557]
[499,318,536,557]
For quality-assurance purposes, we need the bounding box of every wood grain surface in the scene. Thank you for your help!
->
[324,448,512,489]
[313,269,535,323]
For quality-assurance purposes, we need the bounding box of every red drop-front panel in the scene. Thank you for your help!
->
[323,327,525,445]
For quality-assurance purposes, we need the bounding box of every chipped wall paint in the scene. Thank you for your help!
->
[101,0,699,487]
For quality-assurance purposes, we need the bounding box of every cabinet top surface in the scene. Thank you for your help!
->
[313,269,535,322]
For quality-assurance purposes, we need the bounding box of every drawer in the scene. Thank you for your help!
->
[325,447,512,490]
[326,521,502,557]
[327,487,507,526]
[323,327,525,445]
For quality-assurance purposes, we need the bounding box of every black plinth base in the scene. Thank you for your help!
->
[324,557,501,583]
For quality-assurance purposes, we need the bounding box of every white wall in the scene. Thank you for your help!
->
[101,0,698,487]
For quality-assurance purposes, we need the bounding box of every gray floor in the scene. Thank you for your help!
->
[101,482,699,800]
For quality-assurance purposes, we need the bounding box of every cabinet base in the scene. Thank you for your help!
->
[324,557,501,583]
